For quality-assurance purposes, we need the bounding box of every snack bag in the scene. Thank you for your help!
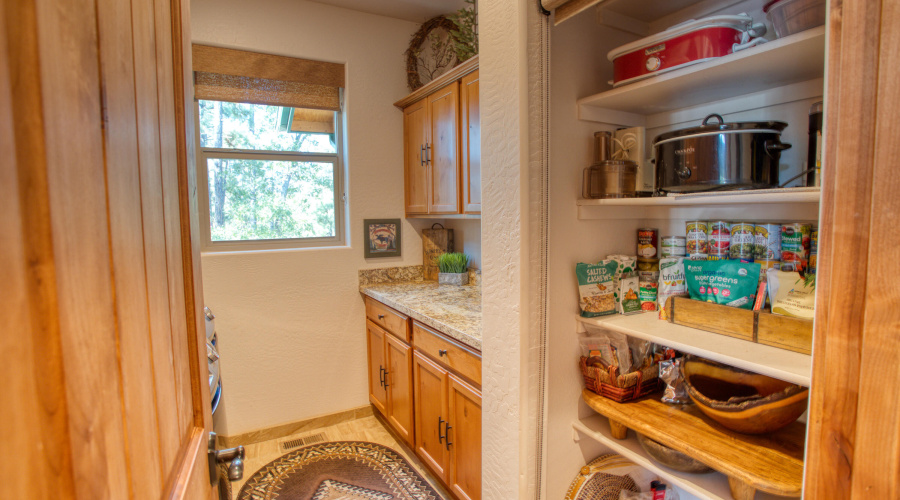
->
[576,260,619,317]
[615,275,642,315]
[684,260,761,310]
[657,258,687,319]
[767,269,816,319]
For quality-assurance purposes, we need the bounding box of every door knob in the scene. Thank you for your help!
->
[208,432,246,484]
[438,349,447,357]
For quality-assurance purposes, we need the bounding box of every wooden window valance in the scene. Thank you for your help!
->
[192,44,345,111]
[541,0,605,25]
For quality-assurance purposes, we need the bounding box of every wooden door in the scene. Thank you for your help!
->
[367,321,389,415]
[1,0,214,498]
[385,333,414,446]
[413,351,450,482]
[804,0,900,497]
[404,99,429,215]
[448,374,482,500]
[461,70,481,214]
[428,81,461,214]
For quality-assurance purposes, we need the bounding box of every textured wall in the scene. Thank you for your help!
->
[191,0,427,436]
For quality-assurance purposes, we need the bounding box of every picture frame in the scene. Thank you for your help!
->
[364,219,401,258]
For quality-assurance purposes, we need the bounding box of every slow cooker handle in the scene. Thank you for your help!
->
[702,114,725,126]
[765,139,792,159]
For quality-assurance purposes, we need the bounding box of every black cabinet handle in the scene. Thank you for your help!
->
[438,349,448,357]
[420,145,425,166]
[445,421,452,450]
[383,369,389,389]
[425,143,431,164]
[378,366,384,388]
[378,314,385,320]
[438,417,445,443]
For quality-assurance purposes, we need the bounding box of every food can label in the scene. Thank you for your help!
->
[754,224,782,260]
[757,259,781,280]
[809,254,817,274]
[689,253,708,260]
[811,229,819,254]
[729,223,755,259]
[686,221,709,255]
[782,223,811,260]
[637,228,659,259]
[707,221,731,256]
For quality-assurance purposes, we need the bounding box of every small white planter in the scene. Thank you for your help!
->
[438,272,469,286]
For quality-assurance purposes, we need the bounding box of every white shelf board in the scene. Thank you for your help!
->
[577,188,821,220]
[577,26,826,127]
[576,313,812,386]
[573,415,794,500]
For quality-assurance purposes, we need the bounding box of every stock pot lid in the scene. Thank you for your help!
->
[654,113,788,145]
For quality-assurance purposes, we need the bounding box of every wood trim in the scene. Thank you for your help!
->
[220,406,374,448]
[192,44,345,88]
[394,55,478,109]
[554,0,603,25]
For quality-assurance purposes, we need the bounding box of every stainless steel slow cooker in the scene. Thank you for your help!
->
[654,114,792,192]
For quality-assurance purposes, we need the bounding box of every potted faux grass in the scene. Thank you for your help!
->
[437,252,469,286]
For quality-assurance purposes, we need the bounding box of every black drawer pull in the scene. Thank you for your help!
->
[438,349,448,357]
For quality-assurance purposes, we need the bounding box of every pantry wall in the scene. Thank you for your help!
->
[543,0,822,498]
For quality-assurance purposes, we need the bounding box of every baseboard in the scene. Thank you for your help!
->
[220,405,374,448]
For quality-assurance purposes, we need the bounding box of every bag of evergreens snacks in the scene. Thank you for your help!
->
[684,260,761,310]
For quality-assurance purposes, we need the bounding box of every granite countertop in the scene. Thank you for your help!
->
[360,281,482,351]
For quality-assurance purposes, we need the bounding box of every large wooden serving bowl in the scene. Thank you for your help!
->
[682,355,809,434]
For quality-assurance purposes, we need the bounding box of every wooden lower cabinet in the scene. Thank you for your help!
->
[366,319,413,446]
[413,350,482,500]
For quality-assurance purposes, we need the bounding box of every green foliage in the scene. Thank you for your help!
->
[449,0,478,62]
[198,100,337,242]
[438,252,469,274]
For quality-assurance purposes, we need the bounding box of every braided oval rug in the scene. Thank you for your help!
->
[238,441,442,500]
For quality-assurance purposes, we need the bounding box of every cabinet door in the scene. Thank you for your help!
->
[403,99,429,215]
[385,333,414,446]
[413,351,449,481]
[366,321,388,415]
[448,374,482,500]
[461,70,481,214]
[428,81,460,214]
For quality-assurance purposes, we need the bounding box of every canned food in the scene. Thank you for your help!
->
[729,222,755,260]
[707,221,731,257]
[811,228,818,254]
[638,270,659,283]
[661,236,686,257]
[689,253,709,260]
[809,254,817,274]
[686,221,708,255]
[754,223,782,260]
[782,223,812,262]
[637,228,659,259]
[757,259,781,280]
[637,258,660,271]
[780,260,807,273]
[639,281,658,311]
[706,255,729,261]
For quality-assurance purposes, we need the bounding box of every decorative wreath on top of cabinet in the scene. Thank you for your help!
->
[405,16,460,92]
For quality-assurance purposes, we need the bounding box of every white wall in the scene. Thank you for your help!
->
[439,219,482,268]
[192,0,427,436]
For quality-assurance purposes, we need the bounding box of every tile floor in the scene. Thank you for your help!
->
[228,413,450,499]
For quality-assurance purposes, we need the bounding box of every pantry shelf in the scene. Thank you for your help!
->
[578,390,805,499]
[577,187,821,221]
[577,26,826,127]
[572,415,791,500]
[576,313,811,386]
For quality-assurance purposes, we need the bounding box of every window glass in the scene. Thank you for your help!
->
[198,100,336,153]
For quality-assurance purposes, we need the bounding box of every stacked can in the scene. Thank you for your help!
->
[729,222,755,261]
[781,223,812,270]
[754,223,782,279]
[707,221,731,260]
[809,228,819,274]
[660,236,686,257]
[638,270,659,311]
[637,228,660,271]
[686,221,708,260]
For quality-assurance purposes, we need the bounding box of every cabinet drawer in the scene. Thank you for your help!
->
[365,297,410,342]
[413,321,481,386]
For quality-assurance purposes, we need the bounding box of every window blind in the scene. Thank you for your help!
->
[192,45,345,111]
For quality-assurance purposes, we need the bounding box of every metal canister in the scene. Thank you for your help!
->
[782,223,812,262]
[661,236,686,257]
[729,222,755,260]
[686,221,708,258]
[707,221,731,258]
[637,228,659,260]
[754,223,782,260]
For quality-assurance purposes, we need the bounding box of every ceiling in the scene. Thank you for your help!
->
[305,0,469,23]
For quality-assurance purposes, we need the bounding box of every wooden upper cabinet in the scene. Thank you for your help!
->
[403,99,429,215]
[428,82,461,214]
[395,57,479,217]
[461,70,481,214]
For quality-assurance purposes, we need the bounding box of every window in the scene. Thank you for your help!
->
[192,44,346,251]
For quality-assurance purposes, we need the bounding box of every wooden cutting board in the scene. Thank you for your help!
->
[422,225,454,281]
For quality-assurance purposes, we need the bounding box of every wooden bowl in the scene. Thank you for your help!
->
[682,355,809,434]
[636,433,713,473]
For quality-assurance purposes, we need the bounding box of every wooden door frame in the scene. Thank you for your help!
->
[804,0,900,497]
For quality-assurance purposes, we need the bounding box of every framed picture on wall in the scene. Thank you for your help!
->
[364,219,401,258]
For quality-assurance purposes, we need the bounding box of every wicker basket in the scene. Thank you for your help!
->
[580,357,661,403]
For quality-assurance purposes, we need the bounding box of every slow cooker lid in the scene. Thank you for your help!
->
[653,113,788,144]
